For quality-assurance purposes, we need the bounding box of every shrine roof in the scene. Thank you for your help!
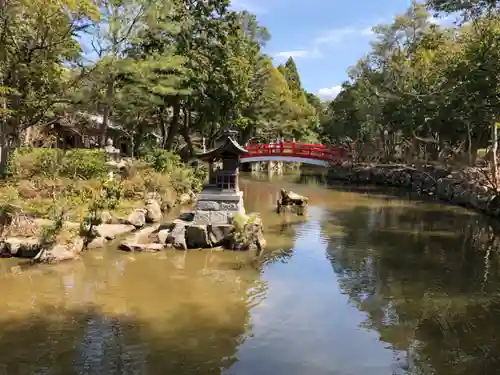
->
[196,134,247,160]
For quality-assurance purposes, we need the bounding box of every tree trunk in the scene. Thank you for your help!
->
[0,126,8,176]
[492,120,498,187]
[100,80,114,147]
[24,126,33,146]
[181,107,194,157]
[158,108,168,148]
[165,98,180,150]
[466,121,473,165]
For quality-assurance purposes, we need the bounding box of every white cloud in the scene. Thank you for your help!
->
[273,47,322,62]
[317,85,342,100]
[230,0,266,14]
[275,50,310,58]
[314,26,374,46]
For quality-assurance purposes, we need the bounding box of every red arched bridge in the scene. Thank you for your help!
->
[240,141,349,167]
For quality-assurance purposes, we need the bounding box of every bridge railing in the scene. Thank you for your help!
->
[242,142,347,161]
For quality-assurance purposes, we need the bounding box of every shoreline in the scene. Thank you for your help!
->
[325,163,500,218]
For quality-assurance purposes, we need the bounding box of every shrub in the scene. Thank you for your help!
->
[60,149,108,180]
[101,179,123,209]
[143,172,177,210]
[142,148,182,174]
[7,148,108,180]
[122,174,146,199]
[7,147,63,179]
[40,197,68,245]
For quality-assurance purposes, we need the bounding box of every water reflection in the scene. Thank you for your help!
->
[1,175,500,375]
[325,191,500,374]
[0,251,263,375]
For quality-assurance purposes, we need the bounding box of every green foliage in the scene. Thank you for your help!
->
[40,198,68,245]
[321,1,500,164]
[7,148,63,179]
[101,179,123,210]
[80,196,106,244]
[60,149,108,179]
[1,0,322,170]
[232,212,259,245]
[142,148,182,173]
[8,148,108,180]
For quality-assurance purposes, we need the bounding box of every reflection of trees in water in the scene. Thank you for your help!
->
[0,250,269,375]
[322,202,500,374]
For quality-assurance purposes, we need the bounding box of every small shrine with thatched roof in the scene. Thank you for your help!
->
[152,129,265,252]
[193,129,248,225]
[196,129,247,191]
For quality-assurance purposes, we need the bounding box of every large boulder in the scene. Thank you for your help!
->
[34,238,84,264]
[167,221,187,250]
[1,237,42,258]
[126,209,146,228]
[145,199,162,223]
[94,224,136,240]
[186,224,210,248]
[157,229,171,245]
[208,224,234,246]
[87,236,108,249]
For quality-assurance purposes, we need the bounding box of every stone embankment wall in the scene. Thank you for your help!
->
[327,163,500,217]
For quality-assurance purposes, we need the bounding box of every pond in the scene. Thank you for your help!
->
[0,174,499,375]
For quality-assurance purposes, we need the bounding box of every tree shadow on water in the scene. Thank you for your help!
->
[322,200,500,375]
[0,301,250,375]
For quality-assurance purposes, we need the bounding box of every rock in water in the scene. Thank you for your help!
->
[168,221,187,250]
[209,224,234,246]
[186,225,210,248]
[157,229,171,245]
[145,200,162,223]
[94,224,136,240]
[119,243,164,252]
[35,238,84,264]
[87,236,107,249]
[3,237,43,258]
[280,189,308,205]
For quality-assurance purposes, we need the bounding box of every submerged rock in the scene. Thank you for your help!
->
[119,243,164,252]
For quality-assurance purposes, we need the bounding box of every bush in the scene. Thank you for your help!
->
[142,148,182,174]
[7,148,63,179]
[60,149,108,179]
[7,148,108,180]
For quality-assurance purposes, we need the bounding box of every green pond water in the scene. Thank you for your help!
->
[1,174,500,375]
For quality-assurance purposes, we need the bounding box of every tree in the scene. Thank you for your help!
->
[0,0,99,172]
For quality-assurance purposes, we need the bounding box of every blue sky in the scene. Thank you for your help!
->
[230,0,452,100]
